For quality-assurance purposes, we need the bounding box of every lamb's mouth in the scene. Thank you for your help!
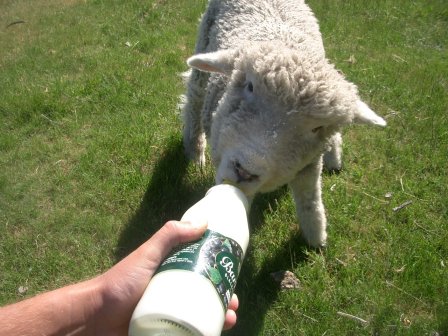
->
[234,161,260,183]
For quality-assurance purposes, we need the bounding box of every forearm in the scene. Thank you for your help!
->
[0,221,210,336]
[0,278,104,336]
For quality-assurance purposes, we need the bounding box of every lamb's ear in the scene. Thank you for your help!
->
[187,49,236,75]
[353,100,387,126]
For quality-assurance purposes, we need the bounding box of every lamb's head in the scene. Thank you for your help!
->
[188,43,386,196]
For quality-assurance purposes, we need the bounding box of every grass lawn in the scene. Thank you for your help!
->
[1,0,447,335]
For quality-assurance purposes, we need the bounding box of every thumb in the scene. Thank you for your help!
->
[142,220,208,266]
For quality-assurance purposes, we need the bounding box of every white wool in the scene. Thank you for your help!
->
[180,0,386,247]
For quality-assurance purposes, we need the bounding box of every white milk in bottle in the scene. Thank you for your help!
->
[129,184,250,336]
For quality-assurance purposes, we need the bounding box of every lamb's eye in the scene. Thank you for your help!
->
[312,126,323,133]
[245,81,254,93]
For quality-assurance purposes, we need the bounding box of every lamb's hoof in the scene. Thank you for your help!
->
[323,153,342,174]
[197,154,206,170]
[302,232,327,249]
[324,166,342,175]
[309,240,327,250]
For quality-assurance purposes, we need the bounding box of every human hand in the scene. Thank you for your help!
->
[95,220,239,335]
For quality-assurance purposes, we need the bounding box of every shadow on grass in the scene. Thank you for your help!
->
[225,189,310,336]
[115,136,209,259]
[116,137,309,335]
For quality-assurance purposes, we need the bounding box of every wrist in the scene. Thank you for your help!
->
[64,277,105,334]
[86,274,113,331]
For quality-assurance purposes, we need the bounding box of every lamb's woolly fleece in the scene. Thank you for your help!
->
[181,0,385,247]
[202,0,324,56]
[197,0,360,124]
[236,43,359,125]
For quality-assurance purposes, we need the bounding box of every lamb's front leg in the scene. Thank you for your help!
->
[181,69,208,167]
[289,156,327,248]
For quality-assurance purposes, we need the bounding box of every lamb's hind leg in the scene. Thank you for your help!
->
[181,69,208,166]
[289,156,327,248]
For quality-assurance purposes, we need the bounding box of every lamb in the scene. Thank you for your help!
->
[180,0,386,247]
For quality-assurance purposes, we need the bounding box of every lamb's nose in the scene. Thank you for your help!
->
[234,161,259,183]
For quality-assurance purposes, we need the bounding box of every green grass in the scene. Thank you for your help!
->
[1,0,447,335]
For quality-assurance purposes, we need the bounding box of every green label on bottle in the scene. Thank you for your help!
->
[155,229,243,311]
